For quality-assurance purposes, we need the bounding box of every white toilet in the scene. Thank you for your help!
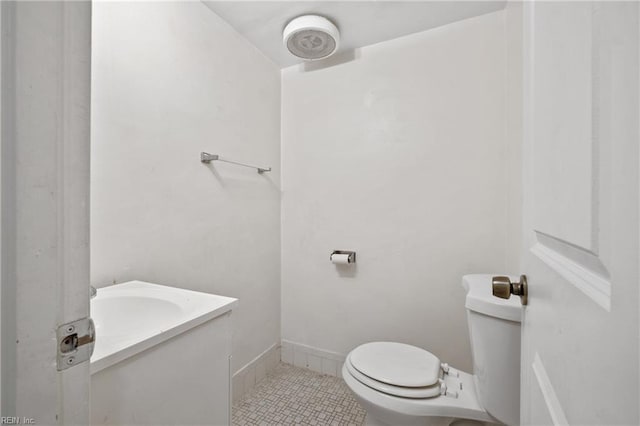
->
[342,274,523,426]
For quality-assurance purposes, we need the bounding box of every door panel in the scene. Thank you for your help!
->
[522,2,639,425]
[531,2,594,251]
[1,1,92,424]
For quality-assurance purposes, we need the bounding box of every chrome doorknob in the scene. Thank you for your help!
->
[492,275,528,305]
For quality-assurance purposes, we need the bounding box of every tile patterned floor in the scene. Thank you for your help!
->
[233,363,366,426]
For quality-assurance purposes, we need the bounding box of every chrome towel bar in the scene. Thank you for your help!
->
[200,152,271,174]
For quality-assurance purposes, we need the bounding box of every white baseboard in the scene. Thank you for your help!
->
[232,340,348,405]
[280,340,346,378]
[232,343,280,405]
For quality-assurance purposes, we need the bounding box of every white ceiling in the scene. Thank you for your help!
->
[202,1,506,68]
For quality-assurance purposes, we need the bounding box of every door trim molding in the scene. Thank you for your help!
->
[532,353,569,426]
[531,236,611,311]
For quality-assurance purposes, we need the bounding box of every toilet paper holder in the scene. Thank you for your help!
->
[330,250,356,264]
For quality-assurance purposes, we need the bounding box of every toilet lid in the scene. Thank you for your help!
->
[346,354,443,399]
[349,342,441,388]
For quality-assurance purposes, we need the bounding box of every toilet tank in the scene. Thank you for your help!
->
[462,275,523,426]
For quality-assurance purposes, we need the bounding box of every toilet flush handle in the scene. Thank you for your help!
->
[492,275,528,305]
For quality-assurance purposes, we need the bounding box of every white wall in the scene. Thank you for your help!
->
[281,10,518,371]
[505,1,523,273]
[90,1,281,373]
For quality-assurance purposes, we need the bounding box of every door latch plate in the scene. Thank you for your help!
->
[57,317,95,371]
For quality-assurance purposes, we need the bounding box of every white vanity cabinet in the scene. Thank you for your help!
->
[90,281,236,425]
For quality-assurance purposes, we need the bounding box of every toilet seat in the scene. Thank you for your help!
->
[342,358,495,424]
[346,354,443,399]
[350,342,442,387]
[347,342,444,399]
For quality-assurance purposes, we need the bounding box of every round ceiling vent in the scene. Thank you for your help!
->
[283,15,340,61]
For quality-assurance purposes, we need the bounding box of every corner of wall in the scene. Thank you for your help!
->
[505,0,524,274]
[280,340,345,378]
[232,343,281,405]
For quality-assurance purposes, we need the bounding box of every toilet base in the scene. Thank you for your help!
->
[363,411,491,426]
[364,412,453,426]
[354,391,453,426]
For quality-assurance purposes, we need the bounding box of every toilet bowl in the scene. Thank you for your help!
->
[342,275,522,426]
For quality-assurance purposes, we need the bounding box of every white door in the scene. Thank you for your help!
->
[521,1,639,425]
[1,1,92,424]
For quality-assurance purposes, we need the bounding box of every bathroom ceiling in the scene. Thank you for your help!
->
[202,1,506,68]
